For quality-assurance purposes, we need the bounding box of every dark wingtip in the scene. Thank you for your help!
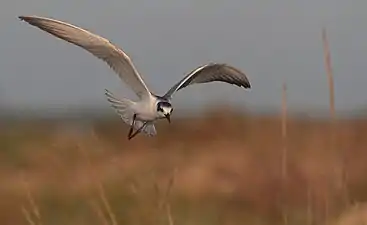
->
[18,16,36,23]
[239,81,251,89]
[18,16,27,21]
[18,16,32,24]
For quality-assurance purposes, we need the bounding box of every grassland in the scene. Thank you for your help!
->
[1,110,367,225]
[0,27,364,225]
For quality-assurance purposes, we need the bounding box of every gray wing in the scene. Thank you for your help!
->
[19,15,152,100]
[163,63,251,99]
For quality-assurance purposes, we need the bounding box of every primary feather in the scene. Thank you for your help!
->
[164,63,251,98]
[18,15,152,100]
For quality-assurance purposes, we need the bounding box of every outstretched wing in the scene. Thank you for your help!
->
[19,15,152,100]
[163,63,251,99]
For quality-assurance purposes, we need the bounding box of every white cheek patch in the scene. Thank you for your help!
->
[162,107,171,115]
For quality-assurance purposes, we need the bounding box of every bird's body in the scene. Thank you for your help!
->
[132,96,159,121]
[132,95,170,121]
[19,15,251,139]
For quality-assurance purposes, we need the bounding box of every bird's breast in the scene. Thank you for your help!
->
[134,101,158,122]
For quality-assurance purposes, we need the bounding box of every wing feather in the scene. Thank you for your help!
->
[19,15,151,99]
[164,63,251,98]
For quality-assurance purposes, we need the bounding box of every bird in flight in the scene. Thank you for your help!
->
[19,15,251,140]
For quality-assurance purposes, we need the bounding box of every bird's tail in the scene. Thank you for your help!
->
[104,89,157,137]
[104,89,135,125]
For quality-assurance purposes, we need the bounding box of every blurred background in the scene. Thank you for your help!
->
[1,0,367,224]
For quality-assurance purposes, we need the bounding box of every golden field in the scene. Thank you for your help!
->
[1,109,367,225]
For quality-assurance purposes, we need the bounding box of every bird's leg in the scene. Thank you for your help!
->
[128,122,148,140]
[128,114,137,138]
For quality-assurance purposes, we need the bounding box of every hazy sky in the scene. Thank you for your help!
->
[1,0,366,114]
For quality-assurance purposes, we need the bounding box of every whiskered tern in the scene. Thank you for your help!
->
[19,15,251,140]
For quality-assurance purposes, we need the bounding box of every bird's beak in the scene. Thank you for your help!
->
[165,114,171,123]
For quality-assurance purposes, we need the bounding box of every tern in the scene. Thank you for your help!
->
[19,15,251,140]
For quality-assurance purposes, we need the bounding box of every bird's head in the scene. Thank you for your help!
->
[156,101,173,123]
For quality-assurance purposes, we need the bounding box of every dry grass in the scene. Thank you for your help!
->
[0,26,364,225]
[281,82,289,225]
[1,111,367,225]
[322,27,350,216]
